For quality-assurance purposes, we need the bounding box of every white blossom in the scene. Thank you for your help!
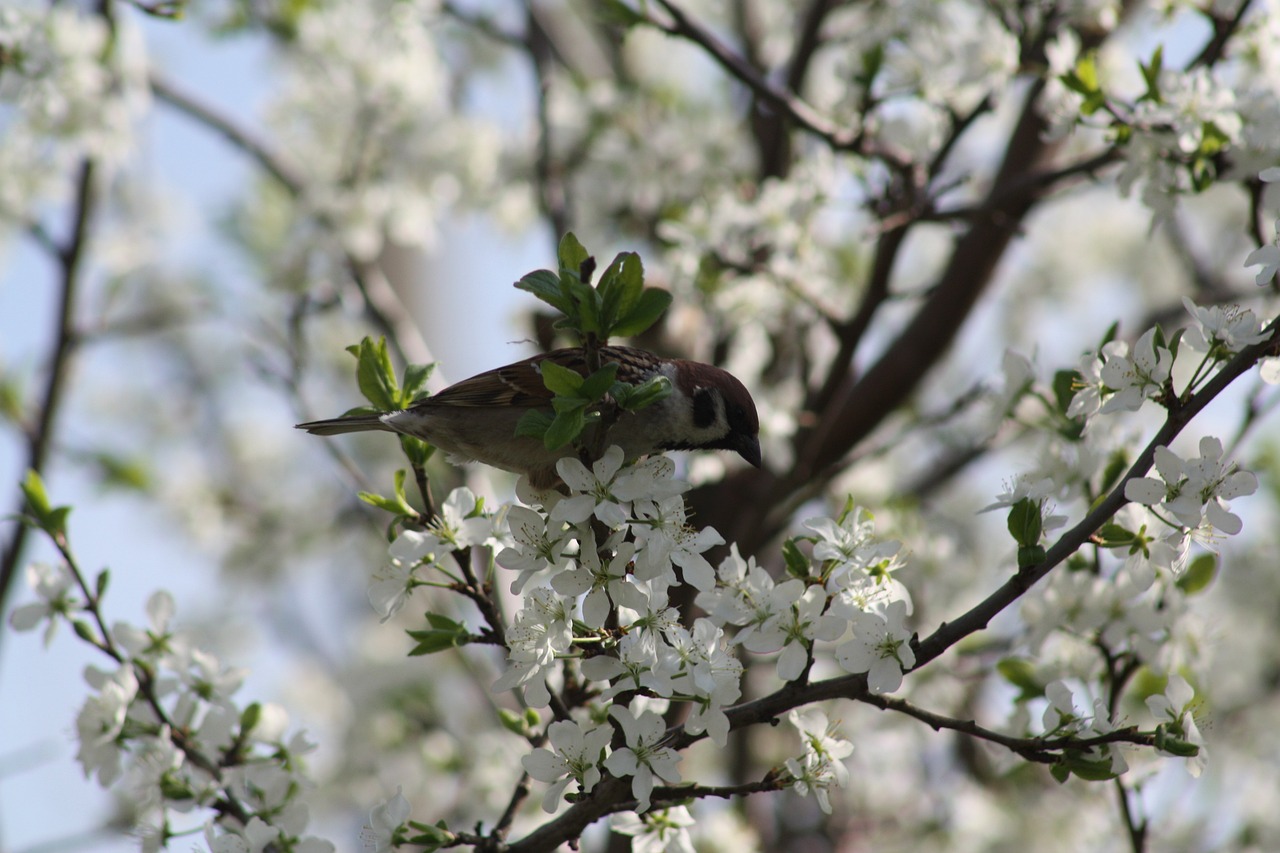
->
[610,807,696,853]
[552,537,646,628]
[1245,241,1280,287]
[1180,297,1269,355]
[360,787,410,852]
[834,600,915,693]
[743,586,845,682]
[522,720,613,812]
[8,561,79,646]
[497,506,575,593]
[784,709,854,814]
[493,588,574,707]
[114,590,185,665]
[371,530,459,621]
[603,702,683,813]
[1146,674,1207,777]
[632,495,724,591]
[74,664,138,785]
[1125,438,1258,535]
[1100,328,1173,414]
[431,487,493,548]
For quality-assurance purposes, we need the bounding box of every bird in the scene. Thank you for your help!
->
[296,345,761,489]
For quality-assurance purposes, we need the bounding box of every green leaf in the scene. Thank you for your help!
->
[1061,53,1107,116]
[1153,724,1200,757]
[1095,523,1135,548]
[515,409,554,441]
[240,702,262,734]
[611,287,672,338]
[1055,751,1121,782]
[95,569,110,599]
[357,492,401,514]
[781,538,810,579]
[539,359,585,396]
[836,494,859,526]
[392,469,411,505]
[400,435,435,468]
[551,395,590,415]
[72,619,97,644]
[498,708,530,736]
[859,43,885,86]
[569,275,603,335]
[578,362,620,402]
[1128,667,1166,704]
[339,404,383,419]
[1199,120,1230,156]
[401,362,436,405]
[996,657,1045,700]
[1017,545,1047,569]
[543,409,585,450]
[597,0,645,27]
[358,481,416,518]
[405,820,454,848]
[0,373,23,423]
[89,452,150,492]
[1053,369,1082,417]
[1061,57,1095,95]
[1177,553,1217,595]
[406,613,470,655]
[20,469,52,517]
[1006,498,1043,547]
[515,269,572,315]
[1099,321,1120,349]
[613,375,672,411]
[350,337,399,411]
[1098,450,1129,497]
[1151,323,1169,353]
[1138,44,1164,103]
[20,470,70,537]
[557,232,590,277]
[598,252,644,333]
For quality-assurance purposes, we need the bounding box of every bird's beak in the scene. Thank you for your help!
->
[735,434,762,469]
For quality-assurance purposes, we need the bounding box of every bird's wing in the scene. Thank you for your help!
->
[418,346,655,409]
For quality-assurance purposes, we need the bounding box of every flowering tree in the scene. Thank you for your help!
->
[4,1,1280,851]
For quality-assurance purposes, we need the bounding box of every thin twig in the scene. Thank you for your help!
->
[0,160,97,624]
[149,73,436,368]
[649,0,911,166]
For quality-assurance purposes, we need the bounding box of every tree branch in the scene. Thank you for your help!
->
[912,318,1280,670]
[648,0,911,167]
[149,73,435,368]
[0,159,97,623]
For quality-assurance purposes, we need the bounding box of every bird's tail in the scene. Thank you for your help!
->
[295,414,391,436]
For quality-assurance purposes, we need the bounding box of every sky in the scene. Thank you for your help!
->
[0,13,540,851]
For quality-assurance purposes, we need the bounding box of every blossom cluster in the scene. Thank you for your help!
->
[10,574,331,852]
[987,295,1267,782]
[264,0,505,262]
[372,447,906,819]
[0,6,148,231]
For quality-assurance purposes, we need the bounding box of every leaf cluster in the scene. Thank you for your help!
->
[515,232,673,343]
[513,233,674,451]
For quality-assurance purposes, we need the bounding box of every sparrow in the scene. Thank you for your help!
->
[296,345,761,489]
